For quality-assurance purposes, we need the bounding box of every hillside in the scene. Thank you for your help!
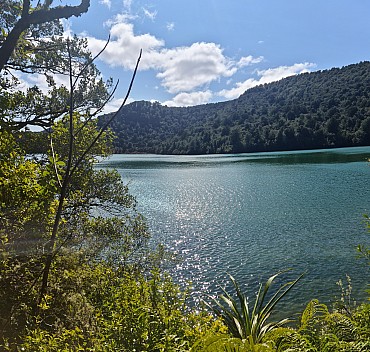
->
[99,61,370,154]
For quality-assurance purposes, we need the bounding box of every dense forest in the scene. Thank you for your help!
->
[99,61,370,155]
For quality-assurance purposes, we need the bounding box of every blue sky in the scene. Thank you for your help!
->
[63,0,370,110]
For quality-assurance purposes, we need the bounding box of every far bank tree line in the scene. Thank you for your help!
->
[22,61,370,155]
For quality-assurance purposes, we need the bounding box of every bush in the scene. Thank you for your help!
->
[10,265,222,352]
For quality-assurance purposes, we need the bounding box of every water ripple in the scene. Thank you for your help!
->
[99,147,370,315]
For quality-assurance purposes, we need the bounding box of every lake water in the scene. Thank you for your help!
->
[99,146,370,316]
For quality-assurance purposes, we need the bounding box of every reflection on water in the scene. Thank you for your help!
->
[99,146,370,315]
[104,146,370,169]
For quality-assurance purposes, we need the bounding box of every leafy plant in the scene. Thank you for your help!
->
[205,271,303,345]
[275,299,370,352]
[191,334,276,352]
[334,274,357,316]
[16,268,221,352]
[357,214,370,265]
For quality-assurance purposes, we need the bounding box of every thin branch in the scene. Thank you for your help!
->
[70,49,142,178]
[72,35,111,91]
[47,128,63,189]
[37,48,142,305]
[74,79,119,137]
[89,80,119,118]
[6,62,69,75]
[38,38,76,305]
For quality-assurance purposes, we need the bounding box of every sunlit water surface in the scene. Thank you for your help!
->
[98,147,370,316]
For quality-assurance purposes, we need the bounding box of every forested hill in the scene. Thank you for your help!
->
[99,61,370,154]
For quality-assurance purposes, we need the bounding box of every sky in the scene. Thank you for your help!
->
[38,1,370,111]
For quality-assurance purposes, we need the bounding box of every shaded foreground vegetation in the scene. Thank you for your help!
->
[1,228,370,351]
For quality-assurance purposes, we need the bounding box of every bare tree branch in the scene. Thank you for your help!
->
[72,34,111,91]
[37,48,142,307]
[75,79,119,137]
[70,49,142,178]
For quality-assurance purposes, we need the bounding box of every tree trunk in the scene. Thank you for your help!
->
[0,0,90,73]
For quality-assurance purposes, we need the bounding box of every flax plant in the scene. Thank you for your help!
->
[206,271,303,345]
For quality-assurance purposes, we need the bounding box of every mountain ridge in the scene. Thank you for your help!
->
[99,61,370,154]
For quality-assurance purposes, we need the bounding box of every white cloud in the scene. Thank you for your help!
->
[85,16,262,96]
[218,62,316,100]
[167,22,175,31]
[257,63,315,82]
[237,55,263,68]
[163,90,213,107]
[143,8,157,21]
[104,13,137,27]
[86,21,164,70]
[99,0,111,9]
[103,96,134,113]
[14,71,70,94]
[61,19,73,38]
[156,42,237,94]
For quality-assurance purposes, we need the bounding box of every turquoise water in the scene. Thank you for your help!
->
[99,147,370,315]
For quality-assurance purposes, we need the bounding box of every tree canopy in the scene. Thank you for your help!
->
[0,0,90,73]
[0,0,113,131]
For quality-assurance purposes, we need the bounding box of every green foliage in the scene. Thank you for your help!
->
[357,215,370,265]
[205,272,302,345]
[274,300,370,351]
[98,61,370,154]
[0,131,56,253]
[1,1,110,130]
[191,334,277,352]
[1,5,370,349]
[93,271,207,351]
[10,267,220,352]
[0,114,155,345]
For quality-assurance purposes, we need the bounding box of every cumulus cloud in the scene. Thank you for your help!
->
[163,90,213,107]
[86,20,164,70]
[85,16,262,99]
[156,42,237,94]
[218,62,316,100]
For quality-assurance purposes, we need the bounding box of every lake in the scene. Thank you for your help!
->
[99,146,370,316]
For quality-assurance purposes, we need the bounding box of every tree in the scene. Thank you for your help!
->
[0,1,113,130]
[0,2,149,347]
[0,0,90,73]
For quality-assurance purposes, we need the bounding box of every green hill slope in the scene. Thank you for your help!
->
[99,61,370,154]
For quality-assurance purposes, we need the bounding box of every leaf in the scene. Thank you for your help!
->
[206,271,303,344]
